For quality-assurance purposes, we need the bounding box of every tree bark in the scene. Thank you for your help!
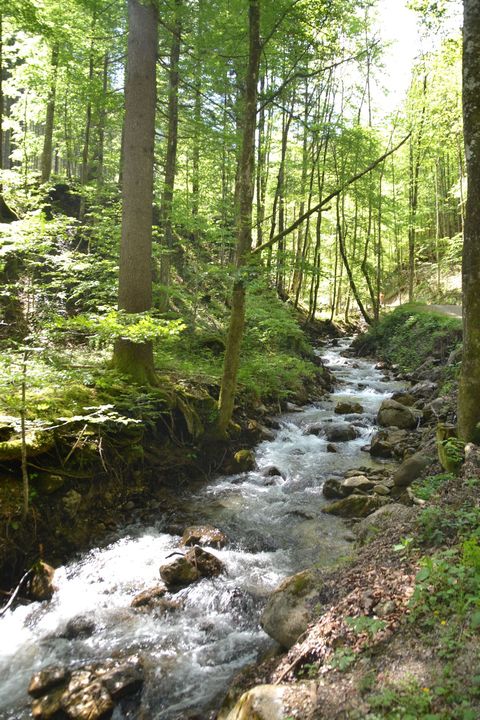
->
[113,0,158,384]
[217,0,260,435]
[458,0,480,442]
[158,0,182,312]
[40,43,59,184]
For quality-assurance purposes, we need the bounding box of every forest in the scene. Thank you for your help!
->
[0,0,479,719]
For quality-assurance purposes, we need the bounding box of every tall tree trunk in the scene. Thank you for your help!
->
[408,75,427,302]
[158,0,182,312]
[79,6,97,220]
[113,0,158,384]
[40,43,59,184]
[458,0,480,442]
[217,0,260,435]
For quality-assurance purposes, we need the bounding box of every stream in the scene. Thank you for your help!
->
[0,338,404,719]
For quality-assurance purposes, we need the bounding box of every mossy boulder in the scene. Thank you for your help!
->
[261,569,320,649]
[0,430,55,462]
[322,494,388,519]
[34,474,65,495]
[377,399,418,430]
[159,546,224,589]
[393,452,433,487]
[181,524,228,549]
[233,449,256,472]
[334,400,364,415]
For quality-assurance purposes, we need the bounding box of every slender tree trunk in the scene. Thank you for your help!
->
[96,52,109,185]
[458,0,480,442]
[408,75,427,302]
[159,0,182,312]
[217,0,260,435]
[40,44,59,184]
[79,7,97,220]
[113,0,158,384]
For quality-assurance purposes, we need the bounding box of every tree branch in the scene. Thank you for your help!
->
[252,133,411,256]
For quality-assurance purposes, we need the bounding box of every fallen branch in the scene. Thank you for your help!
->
[252,133,411,256]
[0,569,33,618]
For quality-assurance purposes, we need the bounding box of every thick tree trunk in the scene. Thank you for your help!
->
[217,0,260,435]
[158,0,182,312]
[458,0,480,442]
[40,44,59,184]
[113,0,158,384]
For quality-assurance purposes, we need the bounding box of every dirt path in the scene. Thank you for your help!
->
[428,304,462,318]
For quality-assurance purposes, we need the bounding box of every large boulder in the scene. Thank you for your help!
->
[390,391,415,407]
[340,475,375,493]
[181,524,228,549]
[233,449,256,472]
[322,478,348,499]
[370,428,412,459]
[355,503,418,545]
[159,546,224,589]
[377,399,418,430]
[261,570,320,649]
[410,380,438,399]
[130,585,167,608]
[322,494,388,519]
[0,430,55,462]
[393,452,433,487]
[334,400,364,415]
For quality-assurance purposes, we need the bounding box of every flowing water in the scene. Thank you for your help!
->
[0,338,404,719]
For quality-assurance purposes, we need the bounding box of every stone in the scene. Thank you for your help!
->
[373,484,390,496]
[233,449,255,472]
[302,422,323,436]
[35,474,65,495]
[326,443,338,453]
[341,475,375,493]
[324,424,359,442]
[377,400,418,430]
[159,554,200,588]
[261,570,319,649]
[61,680,113,720]
[63,489,82,518]
[181,524,228,549]
[28,562,56,602]
[390,391,415,407]
[219,682,317,720]
[322,494,388,519]
[100,664,143,701]
[334,401,364,415]
[61,615,96,640]
[259,465,285,479]
[0,430,55,462]
[322,478,347,500]
[28,667,70,699]
[393,452,433,487]
[0,416,16,442]
[159,546,224,588]
[131,585,167,608]
[410,380,438,399]
[247,420,275,441]
[31,689,64,719]
[355,503,418,545]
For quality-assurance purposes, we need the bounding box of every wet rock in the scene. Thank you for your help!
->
[159,546,224,589]
[340,475,375,493]
[181,524,228,549]
[100,664,143,701]
[322,494,388,519]
[391,391,415,407]
[285,402,302,412]
[355,503,418,545]
[259,465,285,479]
[326,443,338,453]
[247,420,275,441]
[233,449,255,472]
[393,452,433,487]
[377,399,418,430]
[63,489,82,518]
[324,424,359,442]
[61,615,96,640]
[31,688,64,719]
[261,570,319,649]
[28,667,70,699]
[334,400,364,415]
[28,561,56,602]
[130,584,167,608]
[62,680,113,720]
[322,478,347,499]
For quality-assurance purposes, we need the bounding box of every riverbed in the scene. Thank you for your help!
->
[0,338,404,719]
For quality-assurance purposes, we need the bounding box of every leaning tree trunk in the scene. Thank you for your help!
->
[458,0,480,442]
[217,0,260,435]
[113,0,158,384]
